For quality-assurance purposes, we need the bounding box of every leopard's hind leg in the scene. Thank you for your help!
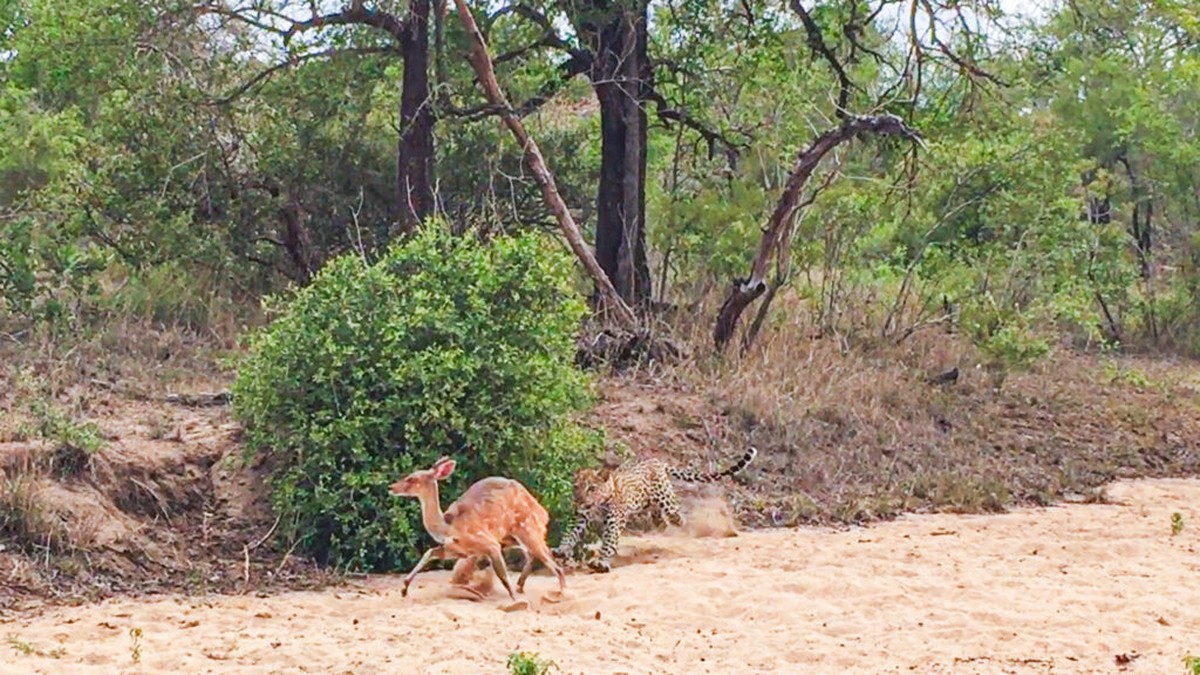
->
[655,477,686,528]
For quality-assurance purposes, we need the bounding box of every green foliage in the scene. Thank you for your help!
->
[1171,512,1185,536]
[3,0,1200,367]
[507,651,558,675]
[975,324,1050,387]
[1187,654,1200,675]
[30,401,102,454]
[6,394,105,479]
[233,226,599,571]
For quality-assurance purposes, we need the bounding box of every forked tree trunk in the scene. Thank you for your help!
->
[451,0,639,330]
[398,0,435,234]
[713,114,922,349]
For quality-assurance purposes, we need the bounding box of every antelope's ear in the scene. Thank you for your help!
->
[432,458,456,480]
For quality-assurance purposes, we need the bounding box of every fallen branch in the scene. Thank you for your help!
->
[451,0,638,330]
[164,391,232,407]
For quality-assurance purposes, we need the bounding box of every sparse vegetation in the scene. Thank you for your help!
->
[6,634,66,659]
[6,636,34,656]
[0,0,1199,632]
[507,651,558,675]
[0,469,68,552]
[129,627,143,663]
[1172,513,1185,537]
[25,398,105,457]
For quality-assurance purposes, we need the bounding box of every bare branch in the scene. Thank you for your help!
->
[644,88,746,162]
[195,2,408,43]
[212,46,398,105]
[282,1,407,44]
[487,4,574,62]
[790,0,857,117]
[494,33,569,65]
[915,0,1010,87]
[440,52,592,119]
[714,114,923,348]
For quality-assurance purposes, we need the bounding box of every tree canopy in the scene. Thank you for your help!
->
[2,0,1199,357]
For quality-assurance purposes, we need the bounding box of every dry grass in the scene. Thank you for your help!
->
[596,287,1200,529]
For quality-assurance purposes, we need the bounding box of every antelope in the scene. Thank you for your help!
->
[388,457,565,601]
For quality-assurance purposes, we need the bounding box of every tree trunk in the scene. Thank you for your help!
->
[713,115,922,349]
[591,11,651,309]
[398,0,435,235]
[451,0,639,330]
[1117,155,1152,279]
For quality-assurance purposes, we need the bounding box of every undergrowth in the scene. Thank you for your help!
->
[656,285,1200,527]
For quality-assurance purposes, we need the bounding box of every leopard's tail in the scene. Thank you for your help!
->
[667,446,757,483]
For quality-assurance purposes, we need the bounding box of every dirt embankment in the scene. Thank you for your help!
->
[0,393,331,612]
[2,344,1200,619]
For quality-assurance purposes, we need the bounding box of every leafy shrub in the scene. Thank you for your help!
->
[233,226,599,571]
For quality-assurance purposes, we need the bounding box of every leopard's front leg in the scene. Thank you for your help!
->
[553,511,589,566]
[589,507,626,574]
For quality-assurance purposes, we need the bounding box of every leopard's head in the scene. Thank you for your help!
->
[572,467,614,510]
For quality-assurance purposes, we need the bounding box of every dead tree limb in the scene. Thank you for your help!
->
[714,114,922,349]
[451,0,638,330]
[741,167,838,352]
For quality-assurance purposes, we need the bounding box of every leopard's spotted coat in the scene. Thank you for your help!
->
[553,447,757,572]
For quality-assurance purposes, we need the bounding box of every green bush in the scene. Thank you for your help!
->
[233,226,599,571]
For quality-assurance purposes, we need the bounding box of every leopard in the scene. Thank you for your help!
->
[552,446,757,573]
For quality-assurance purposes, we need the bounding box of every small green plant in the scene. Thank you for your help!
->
[507,651,557,675]
[1101,361,1154,390]
[22,398,105,477]
[1185,654,1200,675]
[129,627,143,663]
[7,635,35,656]
[7,634,66,659]
[976,322,1051,389]
[1172,512,1185,536]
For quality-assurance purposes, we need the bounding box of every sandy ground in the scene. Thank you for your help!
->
[1,479,1198,675]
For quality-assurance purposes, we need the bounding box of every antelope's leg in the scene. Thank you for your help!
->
[526,537,566,597]
[516,545,535,593]
[484,541,517,600]
[402,546,446,597]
